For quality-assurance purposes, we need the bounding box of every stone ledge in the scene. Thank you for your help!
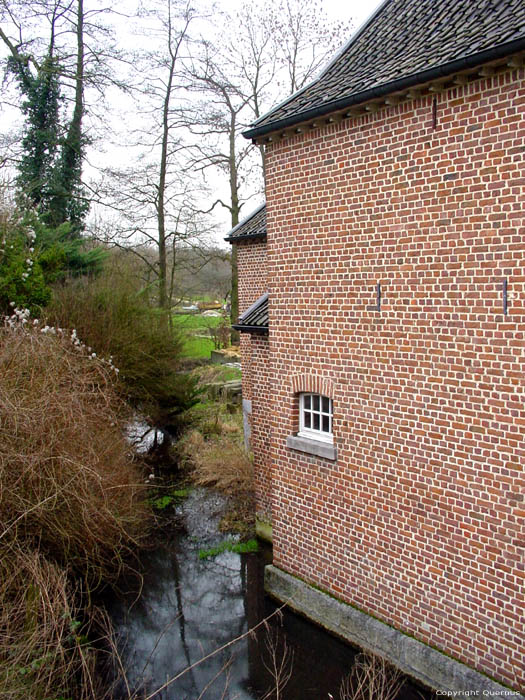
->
[286,435,337,460]
[264,565,524,698]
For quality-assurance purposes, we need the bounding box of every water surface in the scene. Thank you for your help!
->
[108,488,433,699]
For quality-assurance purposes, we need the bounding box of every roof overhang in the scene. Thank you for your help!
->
[244,42,525,144]
[232,324,268,334]
[225,231,266,244]
[224,203,267,243]
[234,292,269,334]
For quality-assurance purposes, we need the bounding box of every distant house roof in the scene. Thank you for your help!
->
[244,0,525,140]
[233,293,268,334]
[224,204,267,243]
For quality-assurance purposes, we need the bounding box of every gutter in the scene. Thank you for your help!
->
[243,38,525,141]
[231,324,268,334]
[224,231,267,243]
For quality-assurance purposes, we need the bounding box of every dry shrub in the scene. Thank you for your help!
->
[0,323,149,698]
[0,550,109,700]
[185,430,253,497]
[340,652,405,700]
[0,325,148,584]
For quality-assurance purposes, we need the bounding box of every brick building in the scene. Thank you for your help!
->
[227,0,525,693]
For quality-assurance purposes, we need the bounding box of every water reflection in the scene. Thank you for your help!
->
[110,489,255,698]
[108,489,433,699]
[125,417,167,455]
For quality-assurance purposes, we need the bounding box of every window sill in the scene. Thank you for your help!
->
[286,435,337,461]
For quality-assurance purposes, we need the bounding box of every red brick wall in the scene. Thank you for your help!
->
[235,239,272,521]
[251,335,272,521]
[264,69,525,689]
[237,240,267,401]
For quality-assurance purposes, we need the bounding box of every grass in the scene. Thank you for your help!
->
[172,313,222,331]
[198,538,259,560]
[181,334,215,358]
[172,313,231,359]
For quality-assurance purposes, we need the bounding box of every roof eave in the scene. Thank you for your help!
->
[232,324,269,334]
[243,39,525,141]
[223,203,265,242]
[224,231,267,244]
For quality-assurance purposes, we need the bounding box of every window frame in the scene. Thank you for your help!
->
[298,392,333,444]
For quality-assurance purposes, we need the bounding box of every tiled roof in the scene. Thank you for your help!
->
[224,204,266,242]
[233,293,268,333]
[245,0,525,139]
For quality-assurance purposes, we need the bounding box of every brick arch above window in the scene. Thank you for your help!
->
[290,374,336,399]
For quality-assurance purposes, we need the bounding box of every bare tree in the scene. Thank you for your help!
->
[97,0,219,318]
[182,0,353,333]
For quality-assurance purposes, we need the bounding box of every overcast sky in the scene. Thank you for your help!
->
[0,0,385,241]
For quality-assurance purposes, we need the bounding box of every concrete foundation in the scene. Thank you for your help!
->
[265,565,525,698]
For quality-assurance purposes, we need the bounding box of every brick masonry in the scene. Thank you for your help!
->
[255,69,524,690]
[251,334,272,521]
[236,239,272,521]
[237,240,267,403]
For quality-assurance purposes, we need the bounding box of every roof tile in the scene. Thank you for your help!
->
[233,293,269,333]
[246,0,525,139]
[225,204,267,242]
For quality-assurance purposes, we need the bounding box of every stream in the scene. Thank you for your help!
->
[106,487,434,700]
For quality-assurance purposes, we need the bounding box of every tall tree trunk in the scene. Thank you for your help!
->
[56,0,85,233]
[157,10,177,320]
[229,115,241,344]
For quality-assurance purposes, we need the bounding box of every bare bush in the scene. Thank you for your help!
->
[0,323,150,698]
[261,625,294,700]
[184,429,253,497]
[339,652,405,700]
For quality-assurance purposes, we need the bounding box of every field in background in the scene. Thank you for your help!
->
[172,313,223,358]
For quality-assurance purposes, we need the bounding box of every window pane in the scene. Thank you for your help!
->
[304,412,311,428]
[304,395,311,409]
[313,395,320,411]
[322,397,331,413]
[313,413,320,430]
[322,415,330,432]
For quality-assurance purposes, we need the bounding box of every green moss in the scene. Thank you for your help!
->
[150,488,190,511]
[198,538,258,560]
[150,495,173,511]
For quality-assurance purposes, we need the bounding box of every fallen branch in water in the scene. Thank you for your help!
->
[142,604,288,700]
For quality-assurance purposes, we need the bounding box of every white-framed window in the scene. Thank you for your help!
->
[298,393,333,444]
